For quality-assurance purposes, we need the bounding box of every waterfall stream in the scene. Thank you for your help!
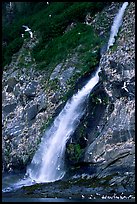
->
[26,67,101,183]
[107,2,128,50]
[2,2,128,192]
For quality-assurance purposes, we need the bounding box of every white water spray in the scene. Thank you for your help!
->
[26,67,101,183]
[10,2,12,9]
[107,2,128,50]
[25,2,128,183]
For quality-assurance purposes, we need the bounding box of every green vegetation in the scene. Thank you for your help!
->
[40,116,54,134]
[67,143,84,163]
[2,37,24,67]
[2,2,108,69]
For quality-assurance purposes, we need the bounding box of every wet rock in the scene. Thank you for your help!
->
[110,60,117,69]
[65,2,135,194]
[23,81,38,98]
[3,103,17,114]
[25,104,38,121]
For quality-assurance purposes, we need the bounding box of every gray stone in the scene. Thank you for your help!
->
[6,86,13,93]
[37,93,47,112]
[23,81,38,97]
[13,84,21,97]
[51,92,60,104]
[2,92,6,101]
[59,67,75,85]
[50,63,63,80]
[25,104,38,121]
[7,77,18,88]
[3,103,17,114]
[4,120,25,138]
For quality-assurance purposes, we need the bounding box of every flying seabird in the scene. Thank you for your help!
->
[122,82,129,92]
[22,25,33,38]
[22,25,31,32]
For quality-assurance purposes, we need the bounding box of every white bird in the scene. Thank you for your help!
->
[22,25,31,32]
[122,82,129,92]
[84,137,88,141]
[29,31,33,38]
[47,2,49,4]
[22,25,33,38]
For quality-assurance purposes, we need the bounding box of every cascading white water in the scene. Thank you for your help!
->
[107,2,128,51]
[26,67,101,183]
[2,2,129,192]
[26,2,128,183]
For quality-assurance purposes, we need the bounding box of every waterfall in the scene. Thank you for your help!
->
[2,2,129,192]
[26,2,128,183]
[10,2,12,9]
[26,67,101,183]
[107,2,128,50]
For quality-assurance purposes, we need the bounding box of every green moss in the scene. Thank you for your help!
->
[40,117,53,134]
[5,145,11,158]
[32,23,101,72]
[110,43,118,52]
[67,143,84,163]
[48,78,60,91]
[22,183,42,192]
[102,95,109,105]
[3,2,108,68]
[2,37,24,67]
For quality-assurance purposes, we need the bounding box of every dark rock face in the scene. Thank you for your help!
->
[2,36,48,171]
[25,104,38,121]
[65,2,135,195]
[23,81,38,98]
[3,103,17,114]
[65,83,109,167]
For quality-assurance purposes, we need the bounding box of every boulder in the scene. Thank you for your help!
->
[25,104,38,121]
[6,77,18,92]
[59,67,75,86]
[36,93,47,112]
[13,83,21,97]
[23,81,38,98]
[50,63,63,80]
[51,92,60,104]
[3,103,17,114]
[7,77,18,88]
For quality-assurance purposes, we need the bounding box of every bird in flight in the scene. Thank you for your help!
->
[22,25,33,38]
[22,25,31,32]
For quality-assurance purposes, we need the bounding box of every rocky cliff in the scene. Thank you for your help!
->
[65,2,135,195]
[2,2,135,196]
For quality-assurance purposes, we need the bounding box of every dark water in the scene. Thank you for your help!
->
[2,198,135,202]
